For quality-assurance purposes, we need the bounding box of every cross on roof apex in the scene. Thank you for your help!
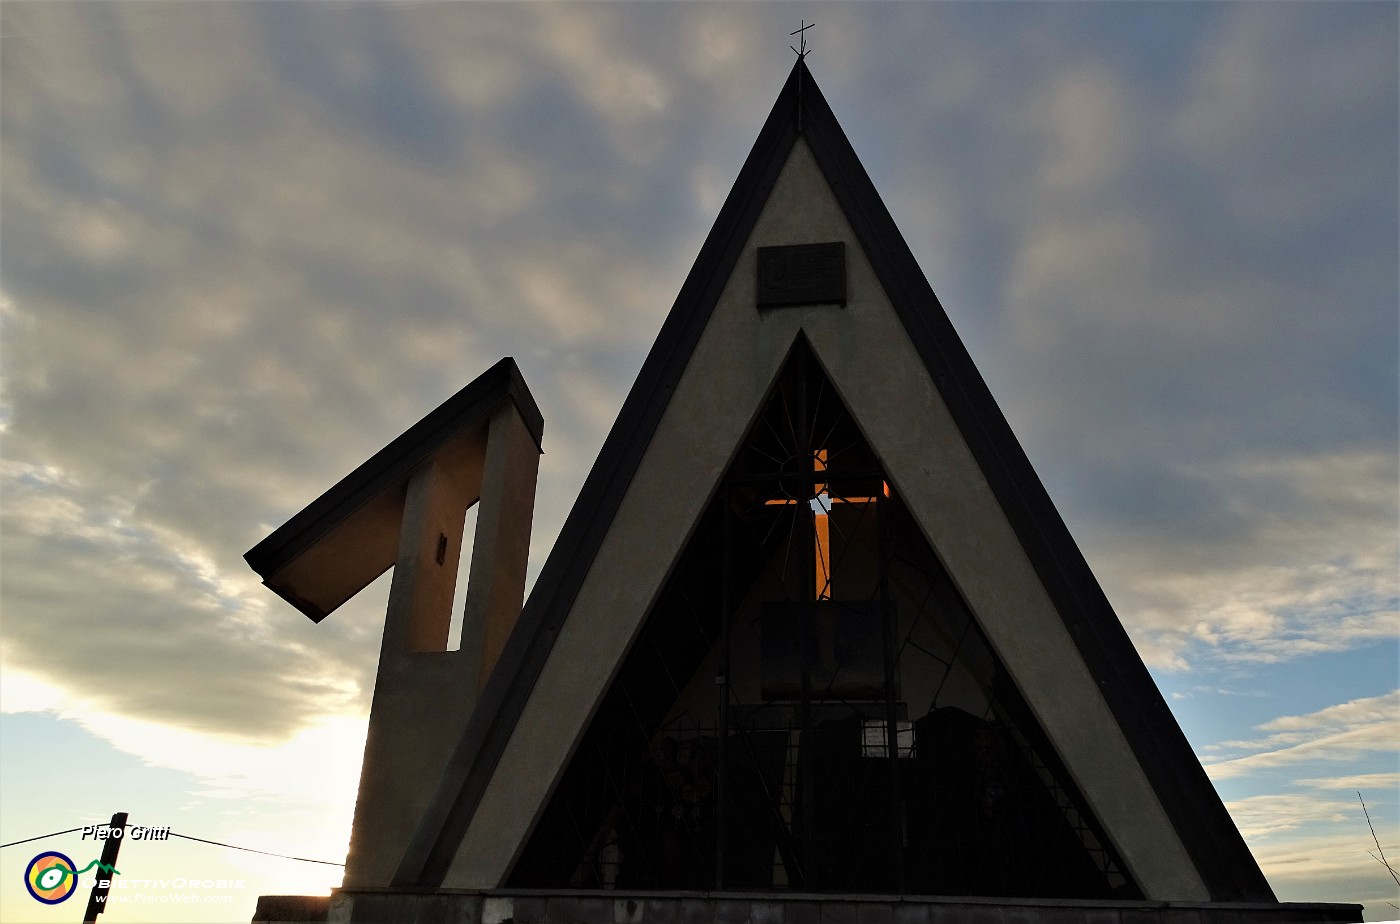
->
[790,20,814,60]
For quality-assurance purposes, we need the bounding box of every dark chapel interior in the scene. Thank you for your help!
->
[511,340,1139,900]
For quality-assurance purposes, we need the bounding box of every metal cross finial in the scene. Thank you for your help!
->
[790,20,814,60]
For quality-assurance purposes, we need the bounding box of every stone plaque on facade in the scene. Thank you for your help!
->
[757,242,846,309]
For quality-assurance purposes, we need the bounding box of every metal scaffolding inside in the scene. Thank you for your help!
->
[512,343,1137,899]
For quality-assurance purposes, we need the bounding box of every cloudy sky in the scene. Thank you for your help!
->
[1,2,1395,921]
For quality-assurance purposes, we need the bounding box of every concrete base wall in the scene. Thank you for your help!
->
[251,894,332,922]
[254,890,1362,924]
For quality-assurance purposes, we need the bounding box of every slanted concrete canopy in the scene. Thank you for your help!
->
[246,356,542,628]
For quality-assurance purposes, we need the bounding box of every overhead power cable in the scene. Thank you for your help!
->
[0,826,344,866]
[0,827,84,849]
[166,832,344,866]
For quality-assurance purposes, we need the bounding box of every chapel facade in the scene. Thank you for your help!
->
[247,61,1362,924]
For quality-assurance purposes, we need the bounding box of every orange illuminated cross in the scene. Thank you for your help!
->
[765,449,888,600]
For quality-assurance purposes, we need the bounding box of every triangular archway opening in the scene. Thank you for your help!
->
[511,339,1139,899]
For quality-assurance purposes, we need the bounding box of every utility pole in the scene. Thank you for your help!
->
[82,812,126,923]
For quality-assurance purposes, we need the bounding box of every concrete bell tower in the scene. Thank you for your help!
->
[244,357,542,887]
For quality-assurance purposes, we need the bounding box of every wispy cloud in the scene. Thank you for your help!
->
[1226,793,1356,840]
[1204,691,1400,781]
[0,456,375,738]
[1252,831,1399,905]
[1300,773,1400,793]
[940,2,1400,676]
[1086,450,1398,671]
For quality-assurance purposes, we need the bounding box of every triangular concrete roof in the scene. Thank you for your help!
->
[393,60,1273,903]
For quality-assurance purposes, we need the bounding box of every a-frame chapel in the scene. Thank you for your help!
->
[246,61,1361,924]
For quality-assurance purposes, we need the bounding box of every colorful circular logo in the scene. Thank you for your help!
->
[24,851,78,904]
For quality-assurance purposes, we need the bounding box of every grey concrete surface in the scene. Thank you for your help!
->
[443,140,1206,899]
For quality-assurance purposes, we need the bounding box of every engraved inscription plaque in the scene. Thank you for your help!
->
[757,242,846,309]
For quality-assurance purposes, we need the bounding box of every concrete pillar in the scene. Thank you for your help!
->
[463,403,540,690]
[342,400,540,888]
